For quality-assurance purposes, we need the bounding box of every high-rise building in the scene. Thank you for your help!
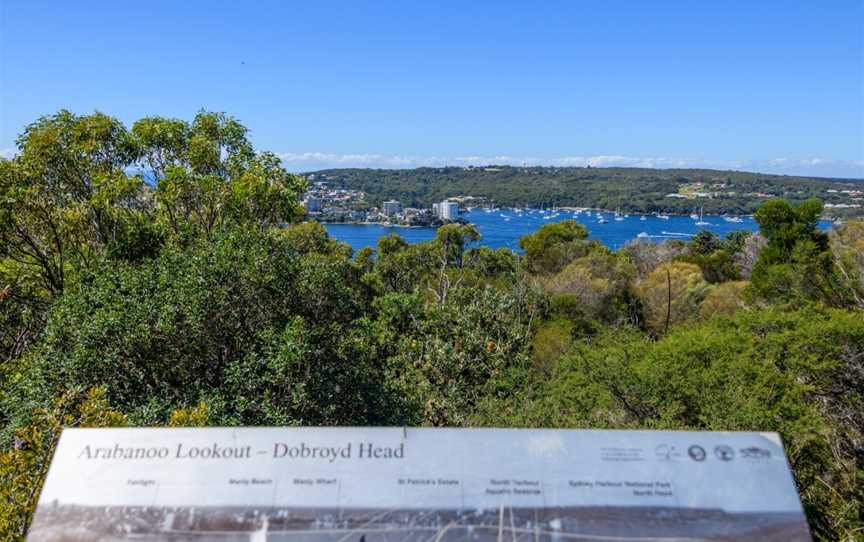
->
[382,200,402,216]
[440,201,460,220]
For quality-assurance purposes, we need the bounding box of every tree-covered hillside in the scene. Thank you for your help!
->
[1,111,862,540]
[309,166,864,217]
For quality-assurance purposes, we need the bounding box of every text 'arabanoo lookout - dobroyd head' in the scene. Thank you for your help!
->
[76,441,405,462]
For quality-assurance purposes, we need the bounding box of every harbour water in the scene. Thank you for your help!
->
[324,209,818,252]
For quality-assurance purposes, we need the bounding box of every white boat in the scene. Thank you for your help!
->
[695,206,711,226]
[690,212,699,220]
[723,215,743,223]
[657,214,670,220]
[614,207,625,221]
[597,217,608,224]
[637,232,650,238]
[640,215,647,221]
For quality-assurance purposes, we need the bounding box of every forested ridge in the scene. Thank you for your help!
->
[1,111,862,540]
[311,166,864,217]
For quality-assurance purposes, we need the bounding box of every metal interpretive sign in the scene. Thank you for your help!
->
[28,427,810,541]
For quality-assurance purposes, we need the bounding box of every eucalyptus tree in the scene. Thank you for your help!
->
[752,198,850,306]
[0,111,145,295]
[133,111,306,239]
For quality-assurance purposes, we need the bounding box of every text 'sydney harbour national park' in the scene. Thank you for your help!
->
[0,2,862,541]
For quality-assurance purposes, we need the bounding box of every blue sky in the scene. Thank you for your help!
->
[1,1,862,177]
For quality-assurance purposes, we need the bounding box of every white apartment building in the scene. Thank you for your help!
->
[440,201,459,220]
[382,200,402,216]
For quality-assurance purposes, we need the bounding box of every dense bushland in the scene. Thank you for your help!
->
[1,111,862,540]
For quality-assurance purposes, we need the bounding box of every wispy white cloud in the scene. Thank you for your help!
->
[277,152,864,178]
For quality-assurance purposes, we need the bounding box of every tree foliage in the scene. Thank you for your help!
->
[636,262,709,334]
[519,219,596,275]
[140,111,306,239]
[751,198,851,307]
[0,387,126,540]
[486,307,863,541]
[829,219,864,308]
[0,111,147,295]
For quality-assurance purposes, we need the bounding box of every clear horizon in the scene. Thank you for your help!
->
[1,1,862,178]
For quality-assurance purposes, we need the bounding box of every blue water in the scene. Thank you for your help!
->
[324,209,830,252]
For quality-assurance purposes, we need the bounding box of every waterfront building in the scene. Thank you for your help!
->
[440,201,460,220]
[382,200,402,217]
[349,209,368,222]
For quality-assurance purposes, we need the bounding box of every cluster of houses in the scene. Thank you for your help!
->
[300,177,463,226]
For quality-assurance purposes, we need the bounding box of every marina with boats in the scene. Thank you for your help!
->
[322,205,810,252]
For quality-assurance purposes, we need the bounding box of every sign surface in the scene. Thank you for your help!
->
[29,427,810,541]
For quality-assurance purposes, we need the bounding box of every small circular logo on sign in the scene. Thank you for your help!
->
[688,445,706,461]
[714,445,735,461]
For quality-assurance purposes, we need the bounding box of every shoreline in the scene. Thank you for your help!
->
[314,208,849,224]
[315,221,441,229]
[315,211,756,225]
